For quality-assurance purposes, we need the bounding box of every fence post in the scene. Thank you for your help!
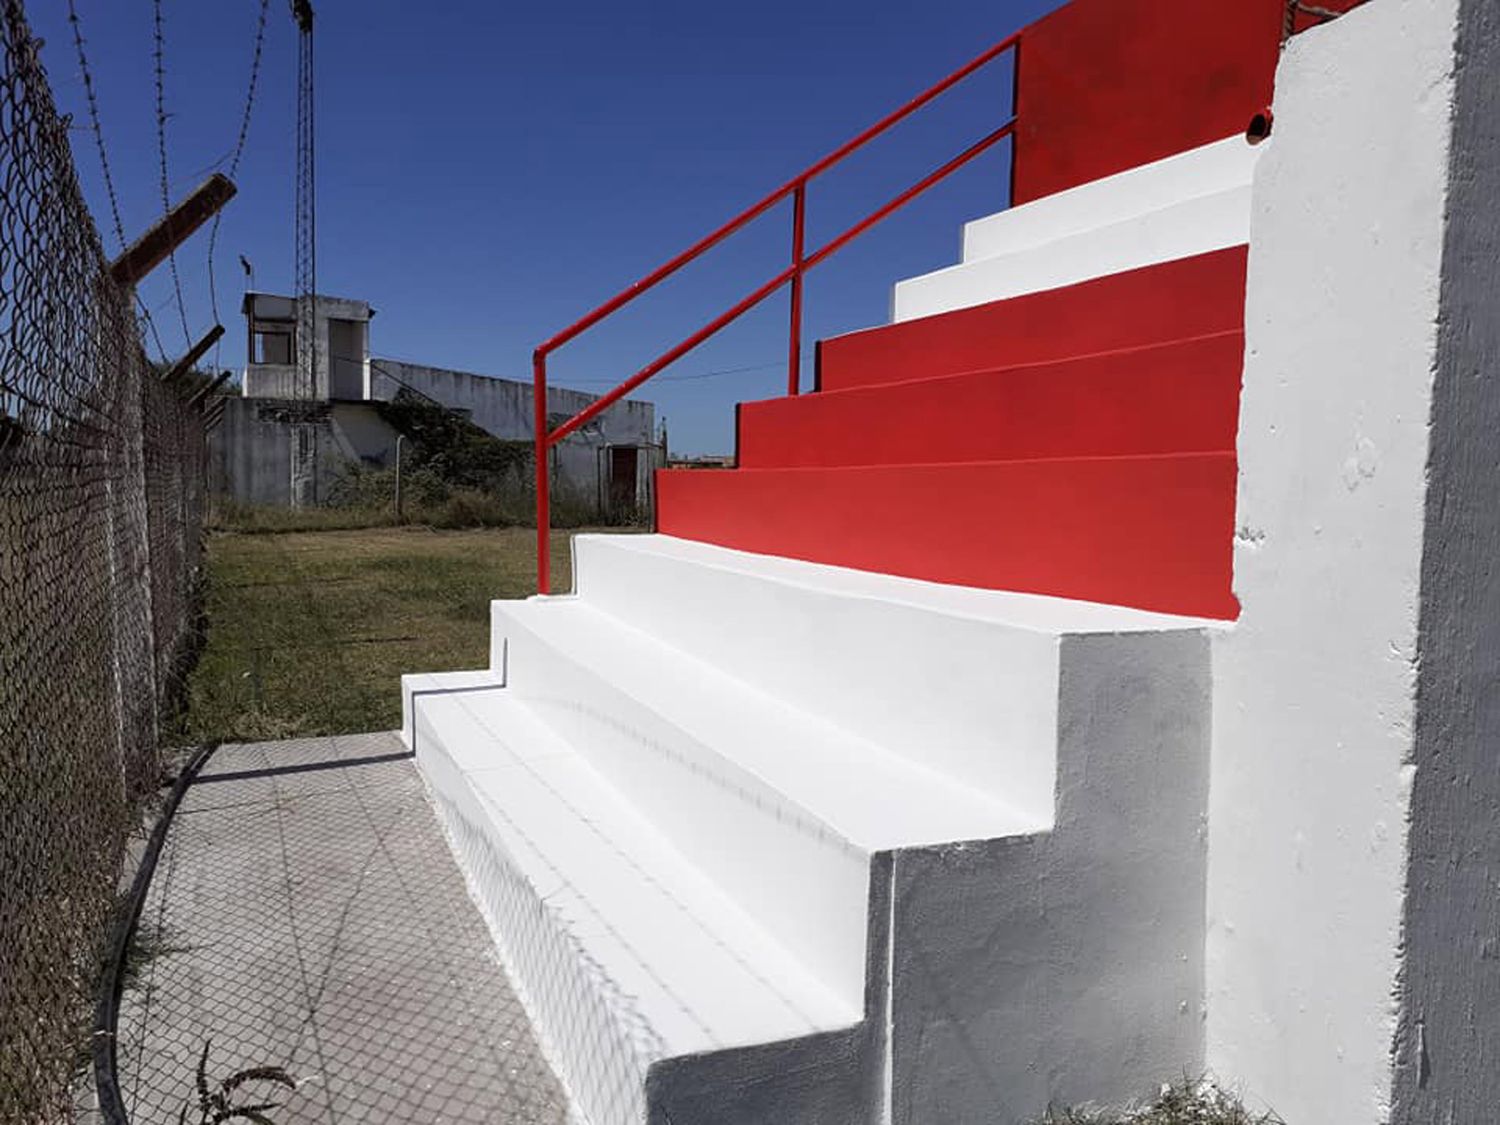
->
[394,432,405,523]
[534,351,551,595]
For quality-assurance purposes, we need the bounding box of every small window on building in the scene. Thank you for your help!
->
[252,319,295,365]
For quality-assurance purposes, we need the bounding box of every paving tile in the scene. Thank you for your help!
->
[115,732,569,1124]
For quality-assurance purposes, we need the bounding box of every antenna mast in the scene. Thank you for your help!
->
[292,0,315,400]
[289,0,318,507]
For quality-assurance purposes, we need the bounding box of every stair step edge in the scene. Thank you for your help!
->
[501,597,1042,850]
[415,688,862,1057]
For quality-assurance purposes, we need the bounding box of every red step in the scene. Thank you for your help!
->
[817,247,1247,392]
[656,454,1238,619]
[739,331,1242,469]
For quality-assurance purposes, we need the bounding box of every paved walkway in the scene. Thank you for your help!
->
[115,732,569,1124]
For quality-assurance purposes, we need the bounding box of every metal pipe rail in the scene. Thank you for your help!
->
[531,33,1022,592]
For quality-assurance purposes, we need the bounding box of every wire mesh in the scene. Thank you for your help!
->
[0,2,209,1118]
[115,735,570,1125]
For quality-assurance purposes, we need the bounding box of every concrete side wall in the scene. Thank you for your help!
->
[644,855,893,1125]
[1207,3,1458,1120]
[242,365,300,400]
[208,399,397,507]
[217,357,657,513]
[370,358,655,445]
[889,631,1210,1125]
[371,358,656,507]
[1392,0,1500,1117]
[209,399,294,506]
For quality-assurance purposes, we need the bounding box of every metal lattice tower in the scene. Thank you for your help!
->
[290,0,317,506]
[292,0,315,397]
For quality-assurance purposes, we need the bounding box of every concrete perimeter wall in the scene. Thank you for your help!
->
[1205,2,1500,1120]
[370,358,656,506]
[1391,0,1500,1118]
[208,398,396,507]
[213,361,656,514]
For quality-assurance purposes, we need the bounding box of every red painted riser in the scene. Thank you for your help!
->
[740,331,1242,470]
[1011,0,1367,204]
[818,248,1248,393]
[656,454,1239,619]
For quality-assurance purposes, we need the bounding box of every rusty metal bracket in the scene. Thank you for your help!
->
[109,174,236,287]
[159,325,224,387]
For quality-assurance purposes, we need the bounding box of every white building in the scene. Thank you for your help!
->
[211,292,657,515]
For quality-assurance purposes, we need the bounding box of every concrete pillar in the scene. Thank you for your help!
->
[1208,0,1500,1119]
[1390,0,1500,1117]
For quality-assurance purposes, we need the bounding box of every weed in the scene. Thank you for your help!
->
[180,1040,297,1125]
[120,919,193,995]
[1032,1080,1282,1125]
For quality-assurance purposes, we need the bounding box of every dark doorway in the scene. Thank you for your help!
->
[609,446,638,514]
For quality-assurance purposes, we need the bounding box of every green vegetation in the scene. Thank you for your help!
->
[1032,1082,1281,1125]
[177,526,591,743]
[208,388,632,535]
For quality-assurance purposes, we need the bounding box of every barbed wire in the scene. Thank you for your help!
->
[64,0,171,363]
[152,0,193,348]
[64,0,124,247]
[207,0,271,357]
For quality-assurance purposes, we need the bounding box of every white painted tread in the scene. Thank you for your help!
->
[577,532,1220,634]
[890,133,1261,321]
[400,667,505,747]
[960,134,1259,263]
[414,686,860,1060]
[569,533,1216,821]
[502,597,1037,850]
[894,184,1251,321]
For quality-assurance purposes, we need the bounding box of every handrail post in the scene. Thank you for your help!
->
[787,183,807,396]
[534,351,551,595]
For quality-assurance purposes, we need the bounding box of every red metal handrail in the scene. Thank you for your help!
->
[532,33,1022,592]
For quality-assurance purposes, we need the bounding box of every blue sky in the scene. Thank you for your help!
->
[34,0,1059,453]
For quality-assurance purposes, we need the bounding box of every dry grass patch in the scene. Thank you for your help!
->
[178,525,612,742]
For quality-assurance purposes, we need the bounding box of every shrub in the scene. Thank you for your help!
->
[1032,1081,1282,1125]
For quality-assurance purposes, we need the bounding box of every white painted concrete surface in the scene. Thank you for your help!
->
[397,5,1500,1116]
[411,686,858,1125]
[1390,1,1500,1118]
[400,667,504,748]
[964,137,1260,263]
[892,136,1261,322]
[406,535,1217,1123]
[1207,2,1460,1121]
[572,533,1217,823]
[890,630,1211,1123]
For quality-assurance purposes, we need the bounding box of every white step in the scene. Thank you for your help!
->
[891,133,1261,321]
[406,537,1220,1123]
[411,687,859,1125]
[569,533,1217,821]
[964,134,1260,263]
[490,595,1034,1005]
[399,667,504,748]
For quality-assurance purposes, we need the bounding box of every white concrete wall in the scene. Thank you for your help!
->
[370,357,656,508]
[891,631,1211,1124]
[1207,3,1459,1120]
[1390,0,1500,1117]
[207,399,394,506]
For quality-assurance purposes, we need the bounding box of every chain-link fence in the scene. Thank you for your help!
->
[1,1,210,1119]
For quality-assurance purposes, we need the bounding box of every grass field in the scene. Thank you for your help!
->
[178,525,593,743]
